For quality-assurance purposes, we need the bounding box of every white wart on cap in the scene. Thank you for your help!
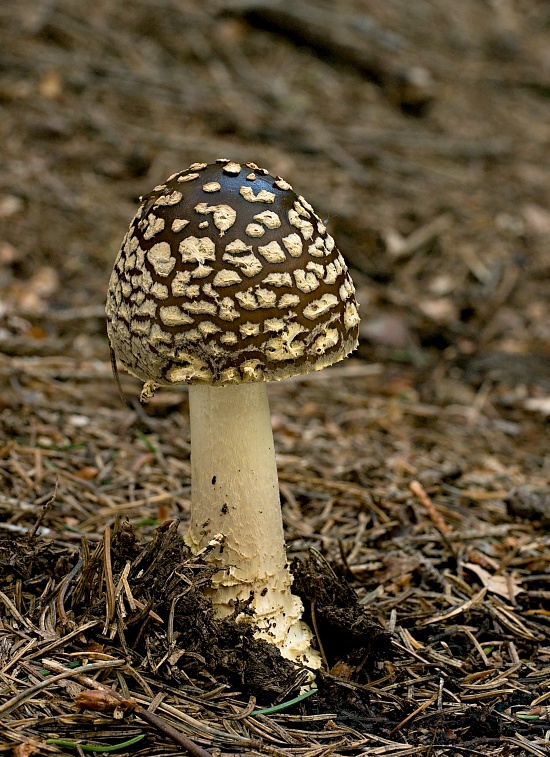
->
[106,160,360,390]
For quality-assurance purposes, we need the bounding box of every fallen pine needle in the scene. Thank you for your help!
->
[420,587,487,626]
[253,687,318,716]
[46,734,146,752]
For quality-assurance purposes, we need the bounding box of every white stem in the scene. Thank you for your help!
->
[186,382,320,668]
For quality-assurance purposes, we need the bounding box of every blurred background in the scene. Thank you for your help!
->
[1,0,549,387]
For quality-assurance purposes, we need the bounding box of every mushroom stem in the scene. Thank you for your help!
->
[186,382,320,668]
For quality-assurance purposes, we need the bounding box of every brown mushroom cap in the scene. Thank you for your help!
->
[106,160,360,387]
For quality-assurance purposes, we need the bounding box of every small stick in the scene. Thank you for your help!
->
[221,0,435,113]
[26,480,58,543]
[133,705,213,757]
[309,601,329,669]
[409,480,452,536]
[0,660,124,718]
[103,525,116,633]
[390,693,437,735]
[43,660,214,757]
[109,344,130,407]
[56,558,83,624]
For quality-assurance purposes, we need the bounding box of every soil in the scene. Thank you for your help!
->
[0,1,549,756]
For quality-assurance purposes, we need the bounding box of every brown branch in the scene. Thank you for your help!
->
[132,705,214,757]
[409,480,452,536]
[26,480,59,543]
[42,661,214,757]
[221,0,435,114]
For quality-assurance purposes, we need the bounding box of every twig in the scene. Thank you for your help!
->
[26,620,100,662]
[110,345,131,407]
[48,661,216,757]
[0,660,125,718]
[310,601,329,669]
[390,693,437,735]
[26,480,59,543]
[221,0,435,113]
[8,304,107,327]
[0,590,36,632]
[420,588,487,626]
[39,660,214,757]
[409,480,452,536]
[56,558,83,624]
[280,472,390,523]
[103,525,116,632]
[132,706,214,757]
[384,214,453,259]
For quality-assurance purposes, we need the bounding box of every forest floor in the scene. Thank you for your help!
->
[0,1,549,755]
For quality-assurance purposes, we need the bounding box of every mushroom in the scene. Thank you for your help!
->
[106,159,360,668]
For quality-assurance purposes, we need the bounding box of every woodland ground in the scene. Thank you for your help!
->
[0,2,549,756]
